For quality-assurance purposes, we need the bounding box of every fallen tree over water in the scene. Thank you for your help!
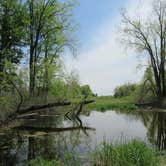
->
[0,100,95,128]
[13,125,95,133]
[19,100,94,114]
[19,101,72,114]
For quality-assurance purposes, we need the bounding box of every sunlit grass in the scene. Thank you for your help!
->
[86,96,138,112]
[91,140,161,166]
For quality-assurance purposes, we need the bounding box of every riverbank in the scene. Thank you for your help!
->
[85,96,137,112]
[1,107,166,165]
[30,140,166,166]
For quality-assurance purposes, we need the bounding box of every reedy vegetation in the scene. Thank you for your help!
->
[30,140,166,166]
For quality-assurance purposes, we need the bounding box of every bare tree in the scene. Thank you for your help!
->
[121,0,166,98]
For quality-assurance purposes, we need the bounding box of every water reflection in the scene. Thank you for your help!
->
[139,111,166,150]
[0,114,94,166]
[0,109,166,165]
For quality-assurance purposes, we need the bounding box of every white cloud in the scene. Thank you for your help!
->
[65,0,154,96]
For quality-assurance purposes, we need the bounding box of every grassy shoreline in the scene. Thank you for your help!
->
[30,140,166,166]
[85,96,138,112]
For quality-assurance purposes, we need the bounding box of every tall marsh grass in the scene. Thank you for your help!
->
[91,140,160,166]
[29,140,165,166]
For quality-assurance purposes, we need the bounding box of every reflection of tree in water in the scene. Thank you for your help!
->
[0,132,29,166]
[139,111,166,150]
[0,113,94,166]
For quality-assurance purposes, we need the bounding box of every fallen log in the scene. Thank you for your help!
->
[19,101,71,114]
[0,101,71,126]
[81,100,95,105]
[13,125,95,133]
[135,102,156,107]
[19,100,95,115]
[0,100,95,128]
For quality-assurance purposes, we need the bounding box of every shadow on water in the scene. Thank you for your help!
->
[1,108,166,165]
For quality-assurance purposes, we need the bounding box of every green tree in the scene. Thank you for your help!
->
[80,85,93,99]
[114,83,137,98]
[121,0,166,98]
[26,0,76,97]
[0,0,26,80]
[0,0,27,111]
[0,0,80,113]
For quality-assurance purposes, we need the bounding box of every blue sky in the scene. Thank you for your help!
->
[65,0,153,95]
[74,0,127,51]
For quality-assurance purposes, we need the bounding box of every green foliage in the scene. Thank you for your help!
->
[65,71,82,99]
[0,0,82,114]
[92,140,160,166]
[0,0,26,70]
[136,67,156,103]
[29,140,165,166]
[114,83,137,98]
[86,96,137,112]
[112,68,158,104]
[29,158,61,166]
[30,152,81,166]
[50,74,94,101]
[63,152,81,166]
[80,85,94,98]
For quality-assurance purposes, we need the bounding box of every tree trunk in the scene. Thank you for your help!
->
[29,0,35,97]
[161,63,165,96]
[150,56,162,97]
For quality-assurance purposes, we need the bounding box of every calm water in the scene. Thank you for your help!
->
[0,109,166,165]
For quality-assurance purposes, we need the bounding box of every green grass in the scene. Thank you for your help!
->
[92,140,162,166]
[29,152,81,166]
[29,158,61,166]
[86,96,138,112]
[30,157,80,166]
[29,140,166,166]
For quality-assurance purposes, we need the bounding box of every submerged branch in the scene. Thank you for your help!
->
[76,100,95,116]
[13,125,95,133]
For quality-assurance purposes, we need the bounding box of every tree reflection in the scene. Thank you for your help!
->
[139,111,166,150]
[0,113,94,166]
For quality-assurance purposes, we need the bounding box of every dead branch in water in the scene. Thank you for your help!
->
[19,101,71,114]
[19,100,95,114]
[0,100,95,128]
[13,125,95,133]
[76,100,95,116]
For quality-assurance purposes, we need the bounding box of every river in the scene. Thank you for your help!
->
[0,109,166,165]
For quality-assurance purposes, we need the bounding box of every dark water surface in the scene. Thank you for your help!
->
[0,109,166,165]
